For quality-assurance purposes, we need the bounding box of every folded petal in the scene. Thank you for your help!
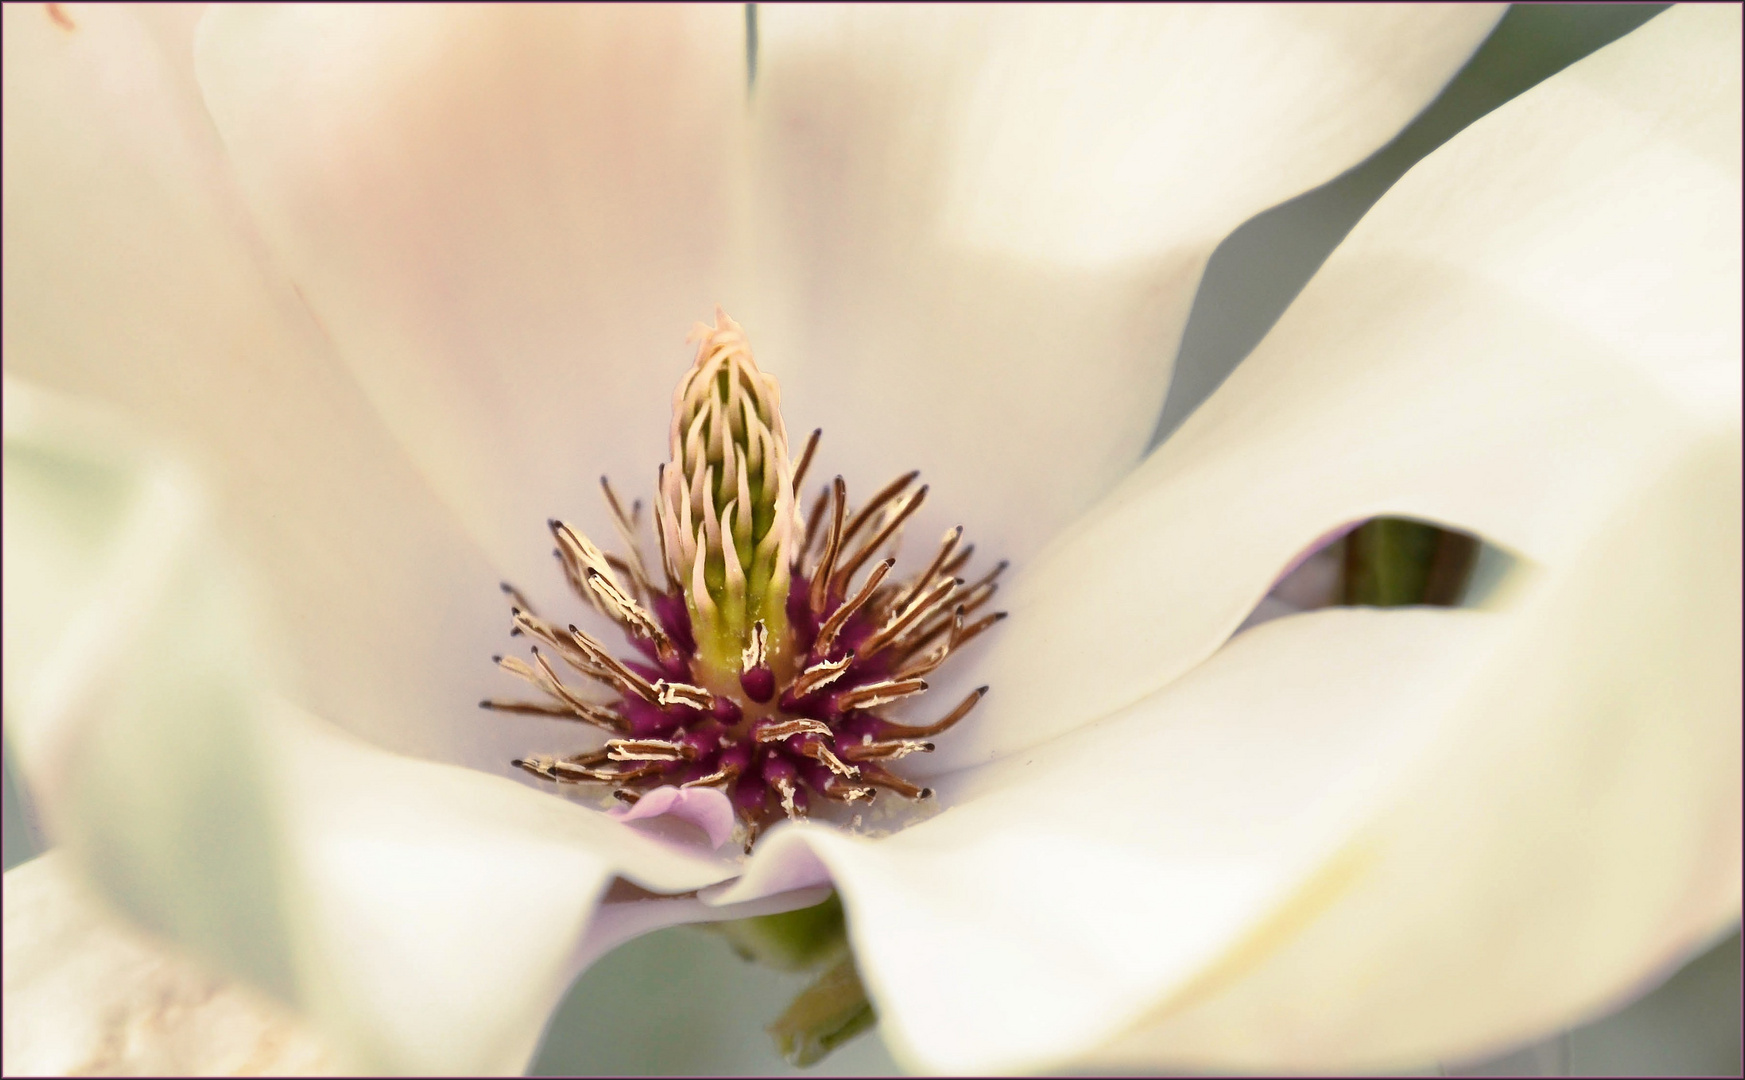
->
[731,419,1738,1069]
[943,4,1741,767]
[730,605,1500,1070]
[192,4,753,585]
[745,4,1501,560]
[1,3,531,770]
[2,376,746,1073]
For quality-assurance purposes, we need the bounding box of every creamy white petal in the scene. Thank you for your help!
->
[735,419,1738,1071]
[726,606,1500,1070]
[1092,432,1740,1069]
[0,3,538,770]
[936,4,1741,769]
[3,852,344,1076]
[744,4,1502,561]
[2,376,747,1073]
[192,4,753,586]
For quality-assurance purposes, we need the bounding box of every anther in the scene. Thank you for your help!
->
[834,678,929,712]
[606,739,693,762]
[791,428,823,494]
[787,654,854,699]
[813,557,894,658]
[799,739,860,778]
[755,717,833,743]
[839,470,919,551]
[881,685,988,738]
[653,680,714,710]
[832,485,928,598]
[808,477,848,616]
[840,739,935,762]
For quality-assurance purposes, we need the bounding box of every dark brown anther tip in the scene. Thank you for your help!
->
[499,582,513,593]
[478,700,492,709]
[491,655,504,664]
[920,788,935,799]
[548,518,561,529]
[976,685,990,694]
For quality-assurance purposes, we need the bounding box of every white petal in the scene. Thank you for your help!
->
[2,376,742,1073]
[744,5,1502,561]
[732,606,1501,1071]
[192,4,753,586]
[1092,431,1740,1069]
[0,4,529,770]
[3,852,344,1076]
[940,4,1742,769]
[735,420,1738,1069]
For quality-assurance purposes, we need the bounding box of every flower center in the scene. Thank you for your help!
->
[482,309,1005,848]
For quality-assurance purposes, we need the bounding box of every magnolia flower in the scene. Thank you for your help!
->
[4,3,1739,1075]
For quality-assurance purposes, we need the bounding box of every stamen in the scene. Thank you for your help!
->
[840,739,934,762]
[600,476,655,589]
[834,678,928,712]
[477,699,572,718]
[791,428,822,494]
[798,739,860,778]
[787,654,854,699]
[756,717,833,742]
[494,311,1004,844]
[813,557,894,658]
[831,485,927,598]
[566,625,660,703]
[894,607,963,680]
[860,575,958,657]
[653,680,714,710]
[808,477,848,616]
[584,568,677,662]
[838,470,919,551]
[891,527,962,614]
[683,762,742,789]
[880,686,988,738]
[821,782,877,803]
[859,766,933,801]
[606,738,693,762]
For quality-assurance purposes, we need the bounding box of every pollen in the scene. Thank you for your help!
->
[482,308,1005,849]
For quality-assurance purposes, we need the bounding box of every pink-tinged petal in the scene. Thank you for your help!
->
[192,5,752,587]
[1,4,534,772]
[744,5,1502,563]
[932,4,1741,770]
[2,377,741,1074]
[608,784,738,851]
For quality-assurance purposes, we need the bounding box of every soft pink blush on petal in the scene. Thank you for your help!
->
[608,786,737,851]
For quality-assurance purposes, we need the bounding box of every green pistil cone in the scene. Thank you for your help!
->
[661,310,796,679]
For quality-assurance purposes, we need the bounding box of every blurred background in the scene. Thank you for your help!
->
[4,4,1738,1075]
